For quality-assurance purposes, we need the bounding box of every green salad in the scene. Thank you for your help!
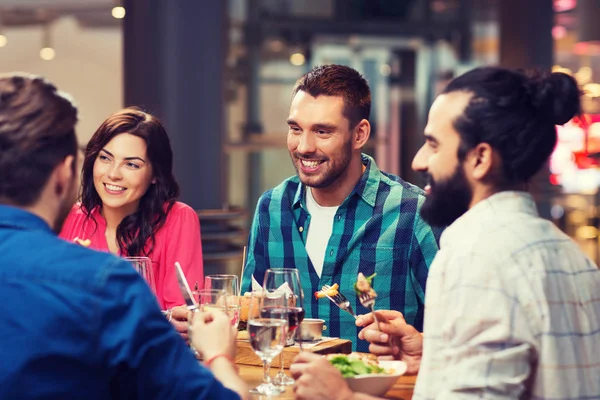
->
[328,354,386,378]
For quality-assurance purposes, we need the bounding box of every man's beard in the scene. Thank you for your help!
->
[420,164,473,228]
[291,138,353,189]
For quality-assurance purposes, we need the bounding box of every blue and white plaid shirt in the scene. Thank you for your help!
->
[242,154,442,351]
[414,191,600,399]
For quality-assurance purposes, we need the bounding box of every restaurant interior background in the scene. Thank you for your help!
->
[1,0,600,272]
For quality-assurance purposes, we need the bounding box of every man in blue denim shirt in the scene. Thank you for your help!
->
[0,74,246,399]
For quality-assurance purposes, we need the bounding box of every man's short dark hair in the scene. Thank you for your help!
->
[292,64,371,128]
[0,74,78,206]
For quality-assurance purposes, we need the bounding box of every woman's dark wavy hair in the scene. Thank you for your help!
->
[443,66,581,185]
[81,107,179,257]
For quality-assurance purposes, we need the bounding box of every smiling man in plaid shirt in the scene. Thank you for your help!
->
[241,64,442,351]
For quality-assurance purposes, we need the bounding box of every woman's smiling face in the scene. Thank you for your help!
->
[92,133,154,215]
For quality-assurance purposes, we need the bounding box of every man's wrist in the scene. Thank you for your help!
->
[405,357,421,375]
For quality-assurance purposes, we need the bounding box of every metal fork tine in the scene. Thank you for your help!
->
[358,293,379,329]
[320,285,357,319]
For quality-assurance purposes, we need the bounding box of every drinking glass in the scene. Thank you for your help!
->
[124,257,156,295]
[262,268,305,386]
[204,274,241,328]
[190,289,227,358]
[248,292,288,395]
[193,289,227,313]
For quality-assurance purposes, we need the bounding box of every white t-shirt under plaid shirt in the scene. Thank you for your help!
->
[414,191,600,399]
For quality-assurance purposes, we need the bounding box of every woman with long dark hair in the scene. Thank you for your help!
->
[60,107,203,338]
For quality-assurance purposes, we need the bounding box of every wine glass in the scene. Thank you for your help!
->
[262,268,305,386]
[124,257,156,295]
[248,291,288,395]
[204,274,241,328]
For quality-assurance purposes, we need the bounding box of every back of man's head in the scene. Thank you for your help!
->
[292,64,371,129]
[442,67,581,186]
[0,74,78,206]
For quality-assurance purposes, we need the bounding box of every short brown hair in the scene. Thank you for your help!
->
[0,73,78,206]
[292,64,371,128]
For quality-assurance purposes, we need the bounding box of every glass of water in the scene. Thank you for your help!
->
[193,289,227,313]
[248,291,288,396]
[204,274,241,328]
[124,257,156,295]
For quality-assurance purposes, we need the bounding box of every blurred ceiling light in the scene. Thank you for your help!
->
[568,210,587,224]
[40,23,55,61]
[552,25,567,40]
[379,64,391,77]
[583,83,600,97]
[550,204,565,220]
[574,42,600,55]
[565,195,588,209]
[552,65,573,75]
[112,6,126,19]
[268,39,285,52]
[430,0,449,13]
[576,225,598,240]
[40,47,55,61]
[554,0,577,12]
[0,16,5,47]
[575,66,593,84]
[290,53,305,66]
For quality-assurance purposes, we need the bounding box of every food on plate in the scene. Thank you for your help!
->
[354,272,377,298]
[327,353,388,378]
[73,237,91,247]
[314,283,339,299]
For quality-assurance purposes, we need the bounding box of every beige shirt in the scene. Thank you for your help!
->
[414,191,600,399]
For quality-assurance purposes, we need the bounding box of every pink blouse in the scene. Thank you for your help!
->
[59,201,204,309]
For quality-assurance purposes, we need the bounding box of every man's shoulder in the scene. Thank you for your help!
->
[378,171,426,201]
[2,228,126,289]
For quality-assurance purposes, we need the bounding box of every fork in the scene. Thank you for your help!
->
[358,292,380,330]
[321,284,357,319]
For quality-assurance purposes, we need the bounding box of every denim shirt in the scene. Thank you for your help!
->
[0,205,239,399]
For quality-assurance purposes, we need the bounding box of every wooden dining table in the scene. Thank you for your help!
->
[238,363,416,399]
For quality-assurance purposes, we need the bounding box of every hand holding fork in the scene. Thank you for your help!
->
[320,284,381,331]
[358,291,380,330]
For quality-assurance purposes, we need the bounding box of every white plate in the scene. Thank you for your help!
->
[345,360,408,397]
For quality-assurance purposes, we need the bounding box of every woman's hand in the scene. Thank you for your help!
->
[168,305,192,343]
[190,310,237,361]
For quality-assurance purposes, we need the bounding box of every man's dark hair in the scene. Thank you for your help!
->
[0,74,78,206]
[292,64,371,128]
[443,66,581,184]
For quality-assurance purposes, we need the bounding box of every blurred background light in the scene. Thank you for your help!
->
[111,6,126,19]
[289,52,305,66]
